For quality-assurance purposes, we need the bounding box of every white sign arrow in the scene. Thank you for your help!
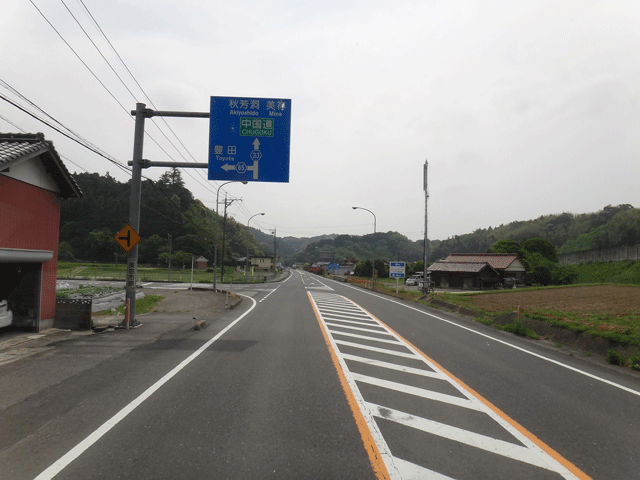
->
[221,160,260,179]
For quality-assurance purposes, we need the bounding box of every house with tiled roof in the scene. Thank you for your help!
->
[427,253,526,289]
[0,133,82,332]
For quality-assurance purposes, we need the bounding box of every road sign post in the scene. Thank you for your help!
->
[390,261,406,294]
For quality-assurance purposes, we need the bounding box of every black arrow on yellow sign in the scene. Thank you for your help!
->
[114,224,141,253]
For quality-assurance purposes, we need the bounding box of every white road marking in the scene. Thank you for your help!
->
[336,280,640,398]
[341,353,443,379]
[34,295,258,480]
[309,291,582,479]
[258,286,280,303]
[367,403,555,470]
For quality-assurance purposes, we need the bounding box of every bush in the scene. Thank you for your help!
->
[606,349,626,366]
[629,355,640,371]
[501,321,539,339]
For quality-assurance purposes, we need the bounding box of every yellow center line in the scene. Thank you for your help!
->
[307,291,390,480]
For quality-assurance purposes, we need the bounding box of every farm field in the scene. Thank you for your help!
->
[467,285,640,316]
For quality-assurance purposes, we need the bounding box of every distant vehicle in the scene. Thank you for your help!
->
[0,299,13,328]
[405,274,423,286]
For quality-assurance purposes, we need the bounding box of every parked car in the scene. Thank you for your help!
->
[0,299,13,328]
[405,274,423,286]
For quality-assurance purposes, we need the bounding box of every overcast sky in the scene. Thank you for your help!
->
[2,1,638,242]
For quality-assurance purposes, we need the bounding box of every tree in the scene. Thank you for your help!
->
[488,239,527,258]
[139,234,167,264]
[354,260,372,277]
[530,264,553,286]
[88,229,115,262]
[172,251,193,269]
[522,238,558,263]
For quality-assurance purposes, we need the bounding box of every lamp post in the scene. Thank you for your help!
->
[352,206,376,287]
[214,180,247,291]
[246,212,265,282]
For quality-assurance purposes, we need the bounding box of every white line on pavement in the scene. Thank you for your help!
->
[34,295,258,480]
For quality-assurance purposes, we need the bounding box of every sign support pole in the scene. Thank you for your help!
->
[122,103,146,327]
[122,105,209,328]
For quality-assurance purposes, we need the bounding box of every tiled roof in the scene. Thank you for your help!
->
[0,133,50,163]
[428,262,496,273]
[0,132,82,199]
[444,253,519,270]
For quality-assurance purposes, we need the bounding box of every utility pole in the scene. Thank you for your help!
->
[123,103,209,328]
[220,194,238,283]
[270,228,277,272]
[423,159,429,294]
[168,233,172,281]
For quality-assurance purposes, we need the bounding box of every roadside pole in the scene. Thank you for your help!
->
[122,104,209,328]
[123,103,146,328]
[423,159,429,295]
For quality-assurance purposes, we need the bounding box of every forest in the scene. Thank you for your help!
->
[59,169,270,268]
[59,171,640,283]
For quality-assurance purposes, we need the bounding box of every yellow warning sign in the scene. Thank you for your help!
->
[114,224,141,253]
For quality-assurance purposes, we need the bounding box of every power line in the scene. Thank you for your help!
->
[0,92,131,175]
[73,0,218,191]
[30,0,217,195]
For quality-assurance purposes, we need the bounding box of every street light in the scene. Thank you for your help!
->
[352,206,376,287]
[214,180,248,291]
[246,212,265,281]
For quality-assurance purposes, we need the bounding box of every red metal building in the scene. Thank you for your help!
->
[0,133,82,332]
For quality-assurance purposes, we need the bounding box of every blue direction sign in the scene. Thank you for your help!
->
[389,261,406,278]
[208,96,291,183]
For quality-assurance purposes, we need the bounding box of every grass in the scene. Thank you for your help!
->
[112,294,164,315]
[526,310,640,347]
[497,319,539,340]
[57,261,267,284]
[573,260,640,286]
[368,278,640,362]
[56,284,121,298]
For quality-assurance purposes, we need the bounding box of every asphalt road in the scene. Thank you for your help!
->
[2,271,640,479]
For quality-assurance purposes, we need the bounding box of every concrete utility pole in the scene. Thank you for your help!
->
[220,194,239,284]
[167,233,172,281]
[124,103,209,328]
[423,159,429,294]
[214,180,247,292]
[270,228,277,272]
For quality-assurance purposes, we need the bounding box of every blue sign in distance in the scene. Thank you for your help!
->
[208,96,291,183]
[389,261,406,278]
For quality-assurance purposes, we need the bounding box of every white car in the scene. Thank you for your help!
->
[405,274,423,286]
[0,299,13,328]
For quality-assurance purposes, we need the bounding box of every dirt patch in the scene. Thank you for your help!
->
[468,285,640,315]
[148,288,230,317]
[92,288,231,327]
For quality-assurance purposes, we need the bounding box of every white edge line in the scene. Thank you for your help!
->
[34,295,258,480]
[336,280,640,398]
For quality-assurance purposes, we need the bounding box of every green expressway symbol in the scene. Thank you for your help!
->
[240,118,273,137]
